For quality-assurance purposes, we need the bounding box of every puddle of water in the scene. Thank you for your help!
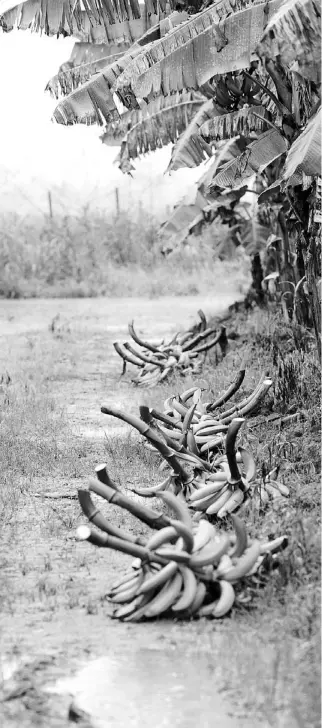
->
[48,650,238,728]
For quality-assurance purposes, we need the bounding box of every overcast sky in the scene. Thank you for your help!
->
[0,30,205,219]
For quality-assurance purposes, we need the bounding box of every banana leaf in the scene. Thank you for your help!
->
[167,98,221,172]
[113,0,284,110]
[200,106,271,141]
[0,0,165,43]
[211,128,288,189]
[46,42,130,99]
[282,107,321,186]
[53,45,143,125]
[101,91,206,172]
[257,0,321,85]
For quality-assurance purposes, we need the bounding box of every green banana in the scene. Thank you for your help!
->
[189,535,230,568]
[217,487,244,518]
[222,540,261,582]
[206,486,231,515]
[139,561,178,594]
[157,491,193,531]
[192,519,215,552]
[144,571,183,618]
[188,479,227,503]
[172,566,198,612]
[229,514,248,558]
[212,580,235,618]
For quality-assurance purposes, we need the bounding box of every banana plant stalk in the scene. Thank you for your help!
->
[76,525,171,564]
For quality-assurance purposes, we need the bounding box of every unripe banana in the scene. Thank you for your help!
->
[212,580,235,618]
[172,566,198,612]
[222,540,261,582]
[192,519,216,552]
[144,571,183,618]
[229,514,248,558]
[259,535,288,555]
[188,479,227,503]
[139,561,178,594]
[189,535,230,568]
[217,487,244,518]
[206,486,231,515]
[238,447,256,482]
[270,480,290,497]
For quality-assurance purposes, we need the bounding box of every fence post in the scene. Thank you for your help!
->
[48,190,53,219]
[115,187,120,216]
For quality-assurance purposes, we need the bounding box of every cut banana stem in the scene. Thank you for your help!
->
[113,342,145,368]
[239,380,272,416]
[95,463,120,491]
[207,360,247,412]
[225,418,245,483]
[182,327,218,352]
[128,321,159,353]
[150,408,183,430]
[88,479,171,531]
[101,405,190,481]
[78,489,142,544]
[124,342,162,367]
[192,326,224,354]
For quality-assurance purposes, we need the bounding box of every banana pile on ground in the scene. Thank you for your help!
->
[76,477,288,621]
[100,366,289,518]
[113,309,228,387]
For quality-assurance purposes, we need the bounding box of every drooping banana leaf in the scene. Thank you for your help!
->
[53,45,143,125]
[101,91,207,172]
[113,0,284,110]
[0,0,167,43]
[200,106,272,141]
[45,10,190,98]
[282,106,321,186]
[166,98,222,172]
[257,0,321,84]
[46,42,130,99]
[211,128,288,189]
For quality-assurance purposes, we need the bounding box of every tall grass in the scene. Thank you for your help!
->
[0,210,250,298]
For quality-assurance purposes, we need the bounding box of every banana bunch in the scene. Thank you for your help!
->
[101,397,284,520]
[76,481,288,621]
[150,365,273,466]
[113,310,228,388]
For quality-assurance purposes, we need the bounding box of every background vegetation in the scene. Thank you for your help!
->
[0,209,250,299]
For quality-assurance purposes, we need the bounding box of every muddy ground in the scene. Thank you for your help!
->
[1,293,262,728]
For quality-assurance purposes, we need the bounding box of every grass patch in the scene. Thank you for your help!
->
[0,210,250,298]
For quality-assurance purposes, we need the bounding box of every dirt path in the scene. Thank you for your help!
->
[1,294,263,728]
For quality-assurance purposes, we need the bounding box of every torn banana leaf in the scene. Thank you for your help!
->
[211,128,288,189]
[101,90,207,169]
[114,0,284,110]
[200,106,271,142]
[282,107,321,186]
[257,0,321,84]
[0,0,165,43]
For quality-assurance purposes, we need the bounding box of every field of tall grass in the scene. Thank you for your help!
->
[0,210,250,299]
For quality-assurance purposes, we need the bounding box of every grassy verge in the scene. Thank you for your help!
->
[0,210,249,298]
[1,304,320,728]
